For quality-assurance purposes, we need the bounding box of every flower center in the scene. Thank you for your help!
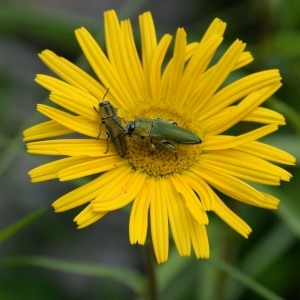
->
[122,102,202,177]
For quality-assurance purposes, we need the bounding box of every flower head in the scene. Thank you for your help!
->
[23,10,295,263]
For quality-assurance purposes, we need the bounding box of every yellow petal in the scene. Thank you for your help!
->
[139,11,157,77]
[193,165,267,207]
[200,150,292,185]
[58,156,127,181]
[29,156,91,182]
[121,19,148,97]
[200,69,281,121]
[199,18,226,44]
[204,83,282,135]
[105,12,146,101]
[92,169,145,211]
[150,177,169,264]
[237,141,296,165]
[27,139,108,157]
[162,28,186,101]
[182,170,216,211]
[203,124,278,151]
[148,34,172,100]
[36,75,100,118]
[179,34,223,108]
[74,204,108,229]
[188,216,210,259]
[214,194,252,238]
[38,50,104,94]
[165,180,191,257]
[23,120,73,142]
[244,107,285,125]
[193,40,247,113]
[52,165,130,211]
[37,104,99,138]
[171,174,208,225]
[75,26,132,110]
[129,178,152,245]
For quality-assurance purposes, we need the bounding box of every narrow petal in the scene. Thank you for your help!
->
[171,174,208,225]
[200,70,281,120]
[149,34,172,100]
[50,91,98,121]
[36,74,99,120]
[139,12,157,78]
[23,120,73,142]
[92,170,145,211]
[204,83,282,135]
[74,204,108,229]
[129,178,153,245]
[52,165,130,211]
[27,139,108,157]
[105,12,146,101]
[192,166,267,207]
[162,28,187,101]
[182,170,216,211]
[233,51,253,70]
[204,106,285,127]
[180,35,223,108]
[37,104,99,138]
[199,18,226,44]
[193,40,247,113]
[214,194,252,238]
[121,20,147,96]
[165,181,192,257]
[200,150,292,185]
[188,216,210,259]
[237,141,296,165]
[29,157,92,182]
[75,26,132,110]
[38,50,104,95]
[58,156,128,181]
[243,107,285,125]
[150,177,169,264]
[203,124,279,151]
[260,192,280,209]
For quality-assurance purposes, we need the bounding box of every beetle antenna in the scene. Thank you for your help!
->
[88,87,110,104]
[103,88,110,100]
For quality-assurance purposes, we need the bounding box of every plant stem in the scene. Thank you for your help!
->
[144,240,159,300]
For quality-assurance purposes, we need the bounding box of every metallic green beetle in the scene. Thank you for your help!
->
[95,90,127,157]
[125,118,201,152]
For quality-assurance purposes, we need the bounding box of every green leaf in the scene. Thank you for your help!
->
[227,223,295,299]
[0,207,46,244]
[210,255,284,300]
[0,256,147,296]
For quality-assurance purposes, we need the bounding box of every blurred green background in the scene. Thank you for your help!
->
[0,0,299,299]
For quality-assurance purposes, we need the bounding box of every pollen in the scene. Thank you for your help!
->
[124,101,203,177]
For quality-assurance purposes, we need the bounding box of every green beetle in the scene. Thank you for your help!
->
[125,118,201,152]
[95,90,127,157]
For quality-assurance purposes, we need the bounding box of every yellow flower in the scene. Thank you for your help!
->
[23,10,295,264]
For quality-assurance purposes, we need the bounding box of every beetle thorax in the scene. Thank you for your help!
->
[99,101,117,119]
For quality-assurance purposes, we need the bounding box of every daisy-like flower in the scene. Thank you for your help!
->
[23,10,295,264]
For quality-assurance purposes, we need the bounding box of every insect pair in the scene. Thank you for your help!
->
[95,90,202,157]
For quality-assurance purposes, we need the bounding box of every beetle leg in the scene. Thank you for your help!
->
[162,140,177,159]
[167,120,178,126]
[120,117,127,127]
[149,137,156,151]
[104,130,110,153]
[96,121,105,139]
